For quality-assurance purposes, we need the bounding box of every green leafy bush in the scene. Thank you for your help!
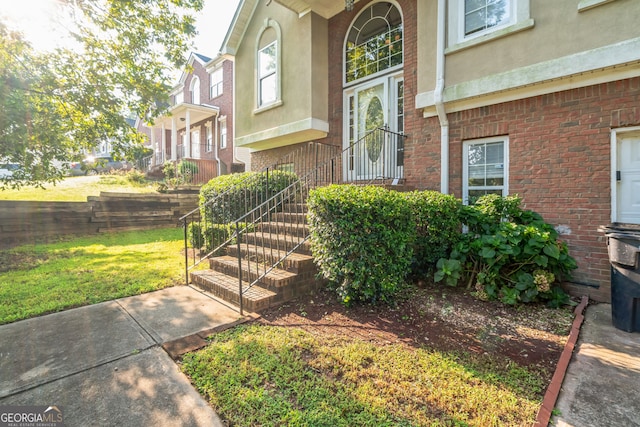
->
[199,170,298,224]
[403,191,462,275]
[125,169,146,184]
[179,160,199,183]
[187,222,205,249]
[435,195,577,307]
[187,221,250,254]
[308,185,415,306]
[162,161,176,179]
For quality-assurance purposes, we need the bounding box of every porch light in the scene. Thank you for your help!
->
[345,0,354,12]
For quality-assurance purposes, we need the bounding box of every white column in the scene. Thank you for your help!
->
[171,117,177,161]
[150,126,156,166]
[185,110,191,158]
[161,123,166,164]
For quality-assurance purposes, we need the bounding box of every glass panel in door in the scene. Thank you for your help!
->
[356,82,387,180]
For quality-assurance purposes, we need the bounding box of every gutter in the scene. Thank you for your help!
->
[435,0,449,194]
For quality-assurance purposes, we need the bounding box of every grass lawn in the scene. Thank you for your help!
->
[0,227,186,324]
[0,174,158,202]
[181,284,574,426]
[182,323,549,426]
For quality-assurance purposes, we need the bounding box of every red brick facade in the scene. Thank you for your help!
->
[138,55,237,177]
[252,1,640,302]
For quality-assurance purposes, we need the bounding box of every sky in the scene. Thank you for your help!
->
[0,0,241,58]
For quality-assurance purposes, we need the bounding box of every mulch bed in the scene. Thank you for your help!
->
[258,285,574,372]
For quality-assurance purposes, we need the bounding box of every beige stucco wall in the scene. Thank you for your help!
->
[415,0,439,100]
[234,3,329,150]
[445,0,640,84]
[416,0,640,111]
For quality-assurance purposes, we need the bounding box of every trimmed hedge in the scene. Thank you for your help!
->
[403,191,462,275]
[199,170,298,223]
[308,185,415,305]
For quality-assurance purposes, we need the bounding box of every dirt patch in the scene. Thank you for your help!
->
[258,285,574,372]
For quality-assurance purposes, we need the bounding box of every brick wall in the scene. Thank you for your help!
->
[253,1,639,302]
[408,78,640,302]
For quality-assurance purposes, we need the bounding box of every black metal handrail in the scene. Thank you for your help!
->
[179,141,340,284]
[232,127,407,314]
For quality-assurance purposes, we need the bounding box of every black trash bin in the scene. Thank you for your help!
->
[606,229,640,332]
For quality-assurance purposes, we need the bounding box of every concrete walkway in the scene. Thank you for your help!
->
[0,286,251,427]
[552,303,640,426]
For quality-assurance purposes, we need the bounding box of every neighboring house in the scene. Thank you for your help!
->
[222,0,640,302]
[137,52,246,183]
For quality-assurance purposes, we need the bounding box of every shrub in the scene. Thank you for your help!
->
[187,222,205,249]
[188,222,252,254]
[308,185,415,306]
[435,195,577,307]
[403,191,462,275]
[125,169,146,185]
[179,160,199,183]
[162,161,176,179]
[199,170,298,224]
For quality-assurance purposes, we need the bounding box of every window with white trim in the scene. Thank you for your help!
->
[219,119,227,150]
[175,92,184,105]
[210,68,223,99]
[463,137,509,204]
[190,77,200,104]
[258,41,277,106]
[345,2,403,84]
[464,0,510,37]
[205,125,213,152]
[448,0,532,49]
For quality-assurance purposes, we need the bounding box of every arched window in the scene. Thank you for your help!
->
[345,2,403,84]
[190,77,200,104]
[255,18,282,110]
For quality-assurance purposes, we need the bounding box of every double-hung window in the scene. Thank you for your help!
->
[258,41,277,106]
[464,0,510,37]
[190,77,200,104]
[463,137,509,204]
[205,125,213,152]
[210,68,223,99]
[219,120,227,149]
[448,0,532,50]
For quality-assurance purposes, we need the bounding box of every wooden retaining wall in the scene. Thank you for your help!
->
[0,192,199,248]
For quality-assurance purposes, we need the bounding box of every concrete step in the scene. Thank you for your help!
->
[190,269,277,312]
[226,243,315,274]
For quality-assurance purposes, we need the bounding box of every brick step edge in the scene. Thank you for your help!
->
[534,295,589,427]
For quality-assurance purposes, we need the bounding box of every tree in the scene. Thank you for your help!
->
[0,0,203,189]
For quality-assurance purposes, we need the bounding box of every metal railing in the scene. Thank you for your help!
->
[231,127,407,314]
[179,141,341,282]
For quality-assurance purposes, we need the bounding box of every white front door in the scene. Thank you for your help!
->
[344,75,403,182]
[191,130,200,159]
[617,132,640,224]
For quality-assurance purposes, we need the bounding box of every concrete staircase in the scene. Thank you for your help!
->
[190,203,322,312]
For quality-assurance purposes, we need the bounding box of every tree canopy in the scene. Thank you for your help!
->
[0,0,203,188]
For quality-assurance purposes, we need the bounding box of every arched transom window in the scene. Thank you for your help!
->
[345,2,403,83]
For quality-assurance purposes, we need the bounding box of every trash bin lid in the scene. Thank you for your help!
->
[608,234,640,268]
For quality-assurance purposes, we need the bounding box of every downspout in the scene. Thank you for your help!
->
[214,117,221,175]
[435,0,449,194]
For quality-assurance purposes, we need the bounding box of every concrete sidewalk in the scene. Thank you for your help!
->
[0,286,251,427]
[552,303,640,426]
